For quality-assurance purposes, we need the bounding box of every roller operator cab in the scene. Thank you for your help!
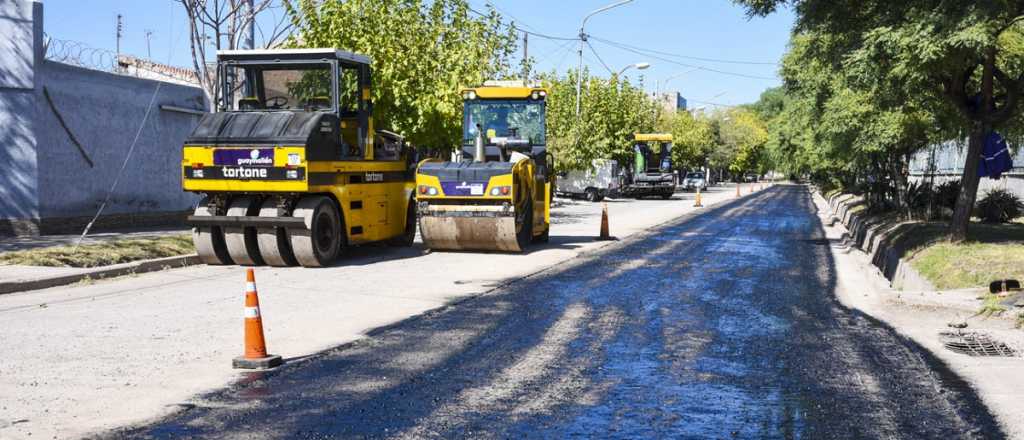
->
[415,81,554,252]
[620,133,675,199]
[182,49,417,268]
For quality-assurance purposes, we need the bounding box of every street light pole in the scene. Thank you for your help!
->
[656,67,699,97]
[617,61,650,77]
[576,0,634,117]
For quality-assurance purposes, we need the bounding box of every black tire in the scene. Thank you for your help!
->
[389,197,416,246]
[290,196,342,267]
[585,188,600,202]
[516,198,534,251]
[660,192,672,200]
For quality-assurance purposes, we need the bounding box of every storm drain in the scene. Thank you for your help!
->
[939,331,1018,357]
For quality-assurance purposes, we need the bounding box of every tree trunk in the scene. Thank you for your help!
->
[950,48,996,242]
[949,126,987,241]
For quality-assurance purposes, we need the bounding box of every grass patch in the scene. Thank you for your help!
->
[908,223,1024,290]
[0,234,194,268]
[976,294,1009,317]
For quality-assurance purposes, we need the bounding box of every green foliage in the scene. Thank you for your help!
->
[936,180,962,210]
[540,70,659,170]
[734,0,1024,237]
[660,110,714,169]
[975,189,1024,223]
[283,0,518,148]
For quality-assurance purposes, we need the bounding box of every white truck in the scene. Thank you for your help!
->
[556,159,620,202]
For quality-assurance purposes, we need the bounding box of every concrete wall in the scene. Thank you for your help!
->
[0,0,42,234]
[0,0,205,235]
[35,62,205,220]
[909,139,1024,200]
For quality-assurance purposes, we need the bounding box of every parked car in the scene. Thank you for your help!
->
[556,159,620,202]
[682,172,708,191]
[744,173,760,182]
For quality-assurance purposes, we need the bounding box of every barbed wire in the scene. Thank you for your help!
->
[42,33,204,88]
[43,34,120,72]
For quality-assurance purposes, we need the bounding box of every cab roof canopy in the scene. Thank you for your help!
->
[634,133,673,142]
[216,48,371,66]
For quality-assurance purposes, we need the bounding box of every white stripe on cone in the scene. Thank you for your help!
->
[244,307,260,318]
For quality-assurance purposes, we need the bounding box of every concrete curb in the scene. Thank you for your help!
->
[0,254,200,295]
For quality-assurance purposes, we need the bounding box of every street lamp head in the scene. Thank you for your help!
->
[635,62,650,70]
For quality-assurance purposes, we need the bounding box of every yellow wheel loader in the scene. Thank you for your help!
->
[415,82,554,252]
[182,49,417,267]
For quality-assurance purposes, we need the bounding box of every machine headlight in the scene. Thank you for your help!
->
[489,186,511,196]
[192,169,204,178]
[464,90,477,100]
[287,153,301,166]
[428,187,439,195]
[419,185,439,196]
[286,170,298,179]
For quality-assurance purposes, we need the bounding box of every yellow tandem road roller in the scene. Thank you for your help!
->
[182,49,417,267]
[415,81,555,252]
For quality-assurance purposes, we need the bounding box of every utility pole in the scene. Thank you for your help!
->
[576,0,634,117]
[144,29,153,59]
[116,14,124,62]
[521,28,529,81]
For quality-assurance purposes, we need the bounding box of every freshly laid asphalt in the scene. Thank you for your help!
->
[112,185,1003,439]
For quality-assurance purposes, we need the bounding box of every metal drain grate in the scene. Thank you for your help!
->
[939,331,1018,357]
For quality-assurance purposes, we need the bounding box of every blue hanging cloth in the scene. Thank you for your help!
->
[978,132,1014,179]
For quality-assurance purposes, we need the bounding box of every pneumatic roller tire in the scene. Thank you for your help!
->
[290,196,342,268]
[192,198,233,265]
[257,197,299,267]
[223,196,265,266]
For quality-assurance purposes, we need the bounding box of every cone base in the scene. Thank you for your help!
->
[233,354,283,370]
[594,236,619,241]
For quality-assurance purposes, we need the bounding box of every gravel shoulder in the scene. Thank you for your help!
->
[0,185,741,440]
[813,191,1024,439]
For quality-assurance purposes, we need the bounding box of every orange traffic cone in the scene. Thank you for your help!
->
[736,183,741,198]
[693,188,703,208]
[749,184,754,194]
[232,269,283,369]
[595,202,616,241]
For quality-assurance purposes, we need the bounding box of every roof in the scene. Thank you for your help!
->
[216,48,371,66]
[634,133,673,142]
[462,86,549,99]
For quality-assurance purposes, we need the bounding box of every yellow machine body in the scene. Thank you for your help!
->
[414,83,553,252]
[182,49,417,267]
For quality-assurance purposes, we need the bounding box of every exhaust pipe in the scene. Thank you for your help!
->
[474,124,486,163]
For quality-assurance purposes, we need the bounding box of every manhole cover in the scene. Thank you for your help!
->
[939,331,1018,357]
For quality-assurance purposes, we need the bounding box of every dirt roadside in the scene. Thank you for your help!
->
[812,191,1024,439]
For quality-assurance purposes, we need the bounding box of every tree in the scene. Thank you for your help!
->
[540,69,659,171]
[661,110,714,170]
[717,107,768,175]
[178,0,293,104]
[282,0,518,149]
[736,0,1024,240]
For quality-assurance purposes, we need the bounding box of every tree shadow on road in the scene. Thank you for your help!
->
[105,186,1004,440]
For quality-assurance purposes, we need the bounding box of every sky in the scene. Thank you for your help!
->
[40,0,795,106]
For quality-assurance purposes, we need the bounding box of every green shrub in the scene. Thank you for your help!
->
[935,180,961,210]
[975,189,1024,223]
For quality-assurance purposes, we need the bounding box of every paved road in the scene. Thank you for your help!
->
[114,185,1002,439]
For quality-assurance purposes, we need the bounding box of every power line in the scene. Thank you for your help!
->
[590,35,777,66]
[466,5,578,41]
[533,38,576,68]
[589,38,779,81]
[586,41,614,75]
[689,99,736,108]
